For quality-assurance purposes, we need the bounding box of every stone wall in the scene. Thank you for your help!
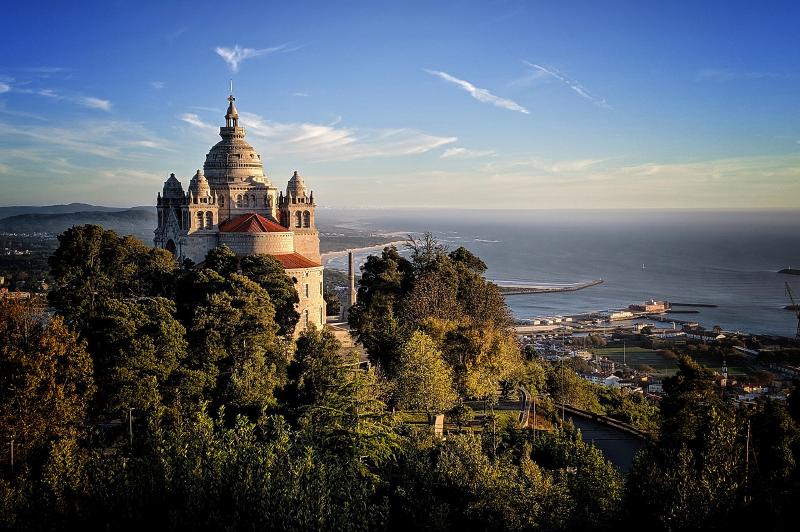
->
[287,265,326,334]
[219,231,295,256]
[292,230,321,263]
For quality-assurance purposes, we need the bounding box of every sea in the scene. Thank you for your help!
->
[322,209,800,338]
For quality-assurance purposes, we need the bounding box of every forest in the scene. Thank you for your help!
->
[1,225,799,531]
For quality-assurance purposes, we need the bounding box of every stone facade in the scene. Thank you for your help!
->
[154,94,325,333]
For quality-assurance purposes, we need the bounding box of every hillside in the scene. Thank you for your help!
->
[0,208,156,241]
[0,203,133,219]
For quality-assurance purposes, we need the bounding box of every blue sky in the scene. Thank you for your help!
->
[1,0,798,208]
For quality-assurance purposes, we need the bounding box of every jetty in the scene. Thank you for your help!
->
[496,279,603,295]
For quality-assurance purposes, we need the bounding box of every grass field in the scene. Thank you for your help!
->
[592,344,752,378]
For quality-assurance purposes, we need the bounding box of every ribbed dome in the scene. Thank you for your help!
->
[286,170,307,197]
[203,95,269,184]
[162,173,184,199]
[188,169,210,197]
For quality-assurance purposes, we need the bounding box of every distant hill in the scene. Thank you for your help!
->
[0,203,134,219]
[0,208,156,241]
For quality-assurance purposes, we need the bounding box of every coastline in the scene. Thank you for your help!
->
[321,239,408,266]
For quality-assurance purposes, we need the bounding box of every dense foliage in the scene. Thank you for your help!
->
[1,226,799,530]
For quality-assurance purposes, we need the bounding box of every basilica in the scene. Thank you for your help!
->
[154,94,325,332]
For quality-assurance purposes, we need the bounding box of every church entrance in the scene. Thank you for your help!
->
[165,239,176,255]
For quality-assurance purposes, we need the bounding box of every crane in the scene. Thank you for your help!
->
[786,282,800,340]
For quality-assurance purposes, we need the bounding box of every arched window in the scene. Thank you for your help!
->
[244,195,250,207]
[251,195,256,207]
[219,195,224,207]
[236,194,242,208]
[304,309,309,327]
[264,194,269,207]
[206,211,213,228]
[304,283,309,298]
[197,211,204,230]
[303,211,310,228]
[295,211,302,228]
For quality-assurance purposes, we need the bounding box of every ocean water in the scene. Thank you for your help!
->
[322,209,800,337]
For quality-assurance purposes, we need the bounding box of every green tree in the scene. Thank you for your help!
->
[626,356,743,530]
[188,274,284,415]
[240,254,300,336]
[0,299,94,462]
[48,225,176,331]
[282,326,345,418]
[392,331,457,415]
[86,297,187,418]
[203,244,238,277]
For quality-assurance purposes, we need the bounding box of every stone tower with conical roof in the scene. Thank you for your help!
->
[278,170,320,263]
[153,92,325,333]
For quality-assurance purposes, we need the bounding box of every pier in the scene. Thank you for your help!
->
[496,279,603,295]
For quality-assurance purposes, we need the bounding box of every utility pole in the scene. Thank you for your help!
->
[129,408,135,448]
[744,420,751,504]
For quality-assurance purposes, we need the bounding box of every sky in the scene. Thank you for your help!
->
[0,0,799,209]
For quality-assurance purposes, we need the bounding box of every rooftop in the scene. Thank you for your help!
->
[218,212,287,233]
[272,252,321,269]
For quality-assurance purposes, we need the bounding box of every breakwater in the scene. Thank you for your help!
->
[497,279,604,295]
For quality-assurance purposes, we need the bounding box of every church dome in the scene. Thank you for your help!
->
[286,170,308,197]
[162,173,184,199]
[203,94,269,184]
[188,169,210,197]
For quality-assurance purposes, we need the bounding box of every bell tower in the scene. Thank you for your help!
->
[279,170,320,263]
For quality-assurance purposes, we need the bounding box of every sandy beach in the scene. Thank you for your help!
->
[321,239,407,265]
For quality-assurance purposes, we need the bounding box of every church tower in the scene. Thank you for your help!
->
[154,91,326,333]
[279,171,320,263]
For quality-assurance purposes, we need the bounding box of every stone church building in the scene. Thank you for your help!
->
[154,94,325,332]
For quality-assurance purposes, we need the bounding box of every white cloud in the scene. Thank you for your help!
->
[292,92,309,97]
[441,147,496,159]
[22,87,112,111]
[0,82,10,94]
[215,44,295,73]
[0,120,171,160]
[150,81,166,89]
[179,113,216,131]
[80,97,112,111]
[523,61,611,109]
[426,70,529,114]
[179,110,456,161]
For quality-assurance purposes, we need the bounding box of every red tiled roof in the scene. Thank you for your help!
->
[272,252,321,269]
[218,212,288,233]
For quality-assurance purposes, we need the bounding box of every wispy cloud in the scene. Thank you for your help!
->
[21,66,68,74]
[150,81,166,89]
[179,110,456,161]
[179,113,217,131]
[694,68,786,82]
[215,44,298,73]
[441,147,496,159]
[79,97,112,111]
[292,92,309,97]
[17,87,113,111]
[426,70,529,114]
[0,120,170,160]
[0,82,10,94]
[523,61,611,109]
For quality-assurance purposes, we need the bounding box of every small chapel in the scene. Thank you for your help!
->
[154,93,325,332]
